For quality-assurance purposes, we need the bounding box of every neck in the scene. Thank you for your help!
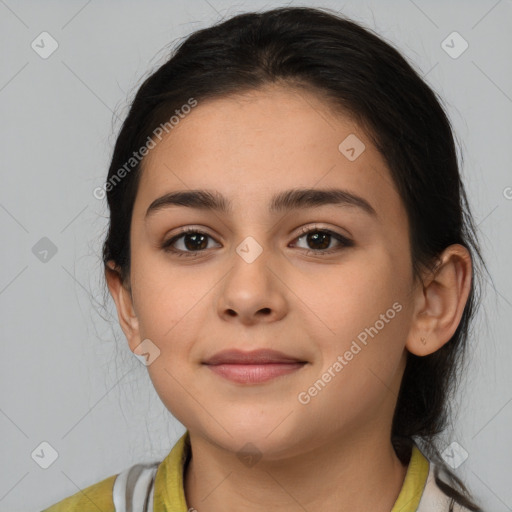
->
[183,429,409,512]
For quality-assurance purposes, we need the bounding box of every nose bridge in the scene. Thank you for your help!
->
[217,232,286,323]
[235,234,266,266]
[229,233,272,294]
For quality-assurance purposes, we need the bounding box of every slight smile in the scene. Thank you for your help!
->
[202,349,308,384]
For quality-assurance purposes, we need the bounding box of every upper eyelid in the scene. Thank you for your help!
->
[167,224,348,238]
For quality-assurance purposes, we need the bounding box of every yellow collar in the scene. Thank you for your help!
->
[153,431,429,511]
[153,431,191,511]
[391,444,430,511]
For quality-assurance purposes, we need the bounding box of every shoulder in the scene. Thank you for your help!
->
[40,473,118,512]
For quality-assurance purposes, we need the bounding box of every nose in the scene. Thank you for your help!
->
[216,240,288,326]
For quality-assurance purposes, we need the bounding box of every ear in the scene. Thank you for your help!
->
[105,261,141,353]
[406,244,472,356]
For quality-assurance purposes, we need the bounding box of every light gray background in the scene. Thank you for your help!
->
[0,1,511,511]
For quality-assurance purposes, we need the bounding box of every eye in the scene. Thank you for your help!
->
[290,226,353,255]
[161,225,353,258]
[161,227,220,257]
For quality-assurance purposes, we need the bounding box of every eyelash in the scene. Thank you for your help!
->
[160,225,354,258]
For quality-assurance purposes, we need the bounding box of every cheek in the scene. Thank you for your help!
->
[307,255,402,341]
[129,256,209,424]
[299,298,408,429]
[305,251,409,394]
[130,250,210,348]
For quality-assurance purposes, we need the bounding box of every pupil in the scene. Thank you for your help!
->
[185,233,207,251]
[308,232,329,249]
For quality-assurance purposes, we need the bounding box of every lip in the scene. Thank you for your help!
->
[203,349,307,384]
[203,349,306,365]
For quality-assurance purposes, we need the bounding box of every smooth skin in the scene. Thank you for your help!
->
[106,83,472,512]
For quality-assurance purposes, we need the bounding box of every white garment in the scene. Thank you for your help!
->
[417,462,472,512]
[112,458,473,512]
[112,462,159,512]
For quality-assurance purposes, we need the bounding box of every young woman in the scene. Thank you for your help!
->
[42,6,486,511]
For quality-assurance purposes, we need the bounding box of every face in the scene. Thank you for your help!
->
[115,84,418,458]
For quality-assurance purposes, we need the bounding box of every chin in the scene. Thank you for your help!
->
[195,416,307,461]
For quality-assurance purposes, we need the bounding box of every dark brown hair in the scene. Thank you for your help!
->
[102,6,487,510]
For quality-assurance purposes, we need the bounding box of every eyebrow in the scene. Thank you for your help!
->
[145,188,377,218]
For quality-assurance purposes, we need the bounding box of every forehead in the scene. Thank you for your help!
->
[134,85,402,222]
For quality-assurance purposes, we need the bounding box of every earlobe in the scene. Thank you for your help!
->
[406,244,472,357]
[105,261,141,352]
